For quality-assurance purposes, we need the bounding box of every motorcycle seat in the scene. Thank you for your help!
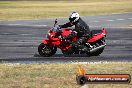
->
[90,30,102,36]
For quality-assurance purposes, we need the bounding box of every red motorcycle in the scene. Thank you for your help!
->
[38,19,107,57]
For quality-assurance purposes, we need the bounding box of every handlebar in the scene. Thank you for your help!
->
[54,19,58,27]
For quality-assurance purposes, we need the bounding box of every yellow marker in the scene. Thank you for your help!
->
[78,65,86,75]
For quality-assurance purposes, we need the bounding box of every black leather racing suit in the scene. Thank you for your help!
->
[60,18,91,49]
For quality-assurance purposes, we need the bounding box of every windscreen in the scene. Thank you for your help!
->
[51,26,62,33]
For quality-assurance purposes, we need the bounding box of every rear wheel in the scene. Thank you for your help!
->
[87,38,105,56]
[90,47,104,56]
[38,43,57,57]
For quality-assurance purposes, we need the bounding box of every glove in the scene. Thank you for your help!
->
[58,25,62,29]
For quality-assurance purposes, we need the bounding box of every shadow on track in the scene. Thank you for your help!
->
[34,53,91,57]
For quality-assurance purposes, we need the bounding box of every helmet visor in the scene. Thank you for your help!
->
[69,17,76,22]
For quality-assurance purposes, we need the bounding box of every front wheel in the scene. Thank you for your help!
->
[38,43,57,57]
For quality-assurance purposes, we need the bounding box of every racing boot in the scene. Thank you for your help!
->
[78,45,88,52]
[75,37,88,52]
[72,43,88,52]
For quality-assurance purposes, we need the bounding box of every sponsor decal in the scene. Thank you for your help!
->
[76,65,131,85]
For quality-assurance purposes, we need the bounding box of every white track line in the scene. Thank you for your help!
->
[93,20,99,22]
[7,24,22,26]
[106,20,114,22]
[92,17,131,23]
[128,18,132,20]
[1,33,11,35]
[116,19,125,21]
[31,25,47,27]
[19,34,32,35]
[71,61,109,64]
[7,24,47,27]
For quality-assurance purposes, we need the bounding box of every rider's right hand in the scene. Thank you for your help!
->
[58,25,61,28]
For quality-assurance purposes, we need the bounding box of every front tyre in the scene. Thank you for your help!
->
[38,43,57,57]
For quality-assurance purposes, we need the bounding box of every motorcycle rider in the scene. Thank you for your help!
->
[59,12,91,51]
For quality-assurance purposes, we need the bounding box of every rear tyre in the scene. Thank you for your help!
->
[38,43,57,57]
[90,47,104,56]
[86,39,105,56]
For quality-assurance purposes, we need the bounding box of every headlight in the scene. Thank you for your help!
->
[46,33,50,38]
[46,32,53,38]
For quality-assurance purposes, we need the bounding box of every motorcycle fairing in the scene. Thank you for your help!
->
[61,29,72,37]
[42,39,61,46]
[88,29,107,43]
[42,40,50,45]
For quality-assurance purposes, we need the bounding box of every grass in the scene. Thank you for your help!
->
[0,0,132,21]
[0,62,132,88]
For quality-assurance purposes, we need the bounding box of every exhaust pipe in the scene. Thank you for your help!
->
[90,44,106,53]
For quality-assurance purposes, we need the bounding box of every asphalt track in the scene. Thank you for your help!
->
[0,13,132,63]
